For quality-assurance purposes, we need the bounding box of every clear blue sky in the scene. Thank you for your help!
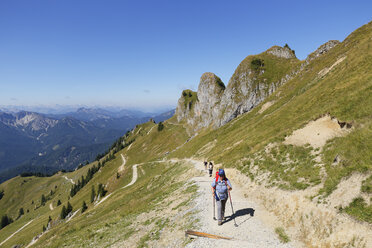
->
[0,0,371,111]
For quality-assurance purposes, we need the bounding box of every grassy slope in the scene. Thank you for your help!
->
[172,21,372,215]
[0,118,190,247]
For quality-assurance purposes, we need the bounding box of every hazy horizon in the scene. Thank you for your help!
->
[0,103,175,115]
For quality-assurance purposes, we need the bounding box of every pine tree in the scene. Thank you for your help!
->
[97,183,107,197]
[57,199,61,206]
[18,208,24,218]
[157,122,164,131]
[1,215,11,229]
[91,185,95,203]
[60,206,67,219]
[48,216,52,223]
[81,201,87,213]
[41,194,46,206]
[67,201,73,214]
[43,225,46,232]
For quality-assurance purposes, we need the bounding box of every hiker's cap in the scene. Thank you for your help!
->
[218,169,225,176]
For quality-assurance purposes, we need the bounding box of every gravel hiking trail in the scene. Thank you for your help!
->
[0,220,34,246]
[185,159,294,248]
[122,164,138,189]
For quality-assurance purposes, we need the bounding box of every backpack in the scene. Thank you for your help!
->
[213,171,228,189]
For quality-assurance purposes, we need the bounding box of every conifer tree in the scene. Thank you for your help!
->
[81,201,87,213]
[57,199,61,206]
[60,206,67,219]
[157,122,164,131]
[18,208,24,218]
[67,201,73,214]
[1,215,12,229]
[41,194,46,206]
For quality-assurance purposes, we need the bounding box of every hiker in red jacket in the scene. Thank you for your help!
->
[211,169,232,225]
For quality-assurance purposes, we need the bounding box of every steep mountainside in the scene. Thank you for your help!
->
[0,109,174,183]
[0,21,371,248]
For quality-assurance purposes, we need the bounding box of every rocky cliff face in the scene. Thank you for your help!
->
[176,42,339,131]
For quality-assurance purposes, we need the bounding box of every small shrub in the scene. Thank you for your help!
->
[275,227,290,243]
[251,58,264,70]
[158,122,164,132]
[18,208,24,218]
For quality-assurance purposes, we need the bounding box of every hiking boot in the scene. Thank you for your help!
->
[218,221,222,226]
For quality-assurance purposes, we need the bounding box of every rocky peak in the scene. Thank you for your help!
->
[176,45,303,131]
[267,45,296,59]
[306,40,340,61]
[175,89,197,123]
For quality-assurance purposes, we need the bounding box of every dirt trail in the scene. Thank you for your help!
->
[0,220,34,246]
[49,202,54,210]
[122,164,138,189]
[147,125,156,135]
[96,156,139,207]
[118,154,126,173]
[63,175,75,184]
[185,159,294,248]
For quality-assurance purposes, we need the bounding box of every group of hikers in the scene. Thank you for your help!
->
[203,161,233,226]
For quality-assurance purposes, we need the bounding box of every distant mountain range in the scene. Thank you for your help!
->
[0,108,175,182]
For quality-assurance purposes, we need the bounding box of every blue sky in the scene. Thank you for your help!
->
[0,0,371,111]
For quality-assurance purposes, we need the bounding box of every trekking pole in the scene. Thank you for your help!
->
[228,190,238,227]
[211,187,216,220]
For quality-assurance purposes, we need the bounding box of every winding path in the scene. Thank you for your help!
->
[122,164,138,189]
[96,154,140,207]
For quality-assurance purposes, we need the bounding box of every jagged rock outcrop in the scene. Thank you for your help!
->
[267,46,296,59]
[306,40,340,62]
[176,42,340,131]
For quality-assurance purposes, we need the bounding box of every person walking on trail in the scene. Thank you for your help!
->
[208,162,214,177]
[211,169,232,226]
[204,161,208,170]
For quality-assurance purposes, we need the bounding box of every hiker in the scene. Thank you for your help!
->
[212,169,232,225]
[204,161,208,170]
[208,162,213,177]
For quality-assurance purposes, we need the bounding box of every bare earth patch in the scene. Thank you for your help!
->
[227,168,372,247]
[327,173,371,209]
[258,101,275,114]
[284,115,351,148]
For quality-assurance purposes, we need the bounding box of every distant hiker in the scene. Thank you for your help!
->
[204,161,208,170]
[211,169,232,225]
[208,162,213,177]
